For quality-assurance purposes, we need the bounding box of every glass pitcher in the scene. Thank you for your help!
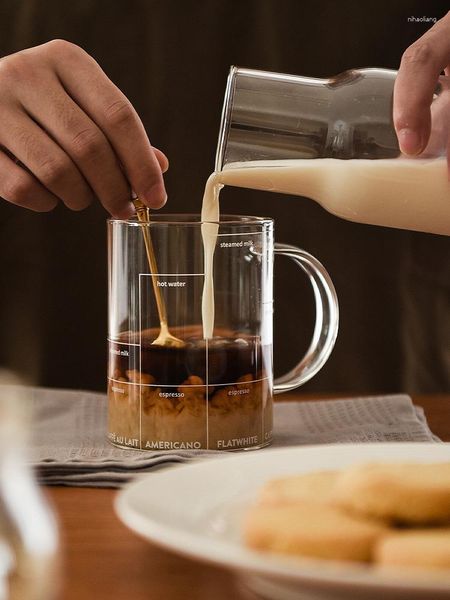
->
[214,67,450,236]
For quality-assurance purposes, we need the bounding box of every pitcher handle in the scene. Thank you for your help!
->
[273,243,339,394]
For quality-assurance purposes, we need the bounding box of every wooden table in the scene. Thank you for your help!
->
[47,394,450,600]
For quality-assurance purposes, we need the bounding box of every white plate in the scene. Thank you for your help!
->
[116,443,450,600]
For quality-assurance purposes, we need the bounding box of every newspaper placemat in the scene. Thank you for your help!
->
[0,386,440,488]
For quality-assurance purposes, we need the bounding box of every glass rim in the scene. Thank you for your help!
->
[107,213,274,227]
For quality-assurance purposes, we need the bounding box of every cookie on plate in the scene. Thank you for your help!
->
[243,501,386,562]
[331,462,450,524]
[375,529,450,570]
[258,470,339,506]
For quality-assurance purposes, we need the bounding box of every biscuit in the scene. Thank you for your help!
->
[332,462,450,524]
[243,502,385,562]
[375,529,450,570]
[258,470,339,506]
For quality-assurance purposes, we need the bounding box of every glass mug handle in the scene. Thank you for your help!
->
[273,243,339,394]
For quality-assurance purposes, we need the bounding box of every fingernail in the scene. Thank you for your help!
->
[142,182,167,209]
[398,128,422,156]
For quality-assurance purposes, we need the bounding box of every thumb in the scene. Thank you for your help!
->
[394,13,450,155]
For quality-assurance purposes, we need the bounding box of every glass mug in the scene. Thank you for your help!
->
[213,67,450,236]
[0,384,59,600]
[107,215,338,451]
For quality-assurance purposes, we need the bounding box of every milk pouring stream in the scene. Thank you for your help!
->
[201,157,450,338]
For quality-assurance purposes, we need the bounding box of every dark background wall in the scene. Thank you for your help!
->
[0,0,449,394]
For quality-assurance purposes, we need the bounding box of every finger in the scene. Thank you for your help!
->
[21,75,135,218]
[0,150,58,211]
[48,41,167,209]
[0,109,95,211]
[394,12,450,155]
[152,147,169,173]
